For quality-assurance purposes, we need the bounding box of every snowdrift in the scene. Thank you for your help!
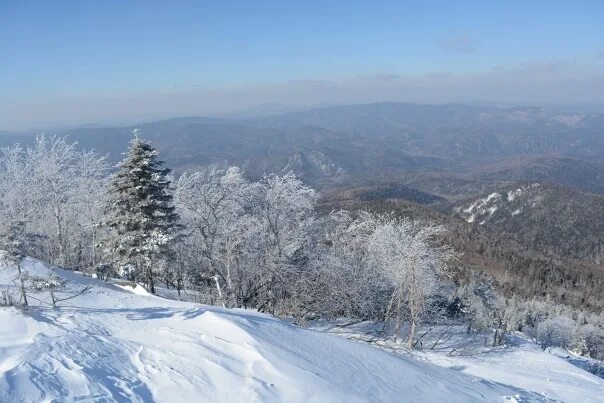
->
[0,258,601,402]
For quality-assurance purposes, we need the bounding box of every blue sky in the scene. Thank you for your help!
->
[1,0,603,129]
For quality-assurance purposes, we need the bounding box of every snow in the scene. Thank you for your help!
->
[507,188,523,202]
[0,258,519,402]
[312,321,604,403]
[553,114,584,127]
[506,184,541,204]
[460,184,542,225]
[115,282,152,296]
[464,192,501,214]
[1,258,603,402]
[419,338,604,403]
[461,192,502,225]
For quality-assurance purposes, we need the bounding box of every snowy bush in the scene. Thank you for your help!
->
[579,324,604,374]
[535,316,577,351]
[456,274,506,346]
[0,287,15,307]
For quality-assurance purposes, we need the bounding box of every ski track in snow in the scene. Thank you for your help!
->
[1,258,603,402]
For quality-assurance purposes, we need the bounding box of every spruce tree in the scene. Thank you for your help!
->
[106,129,179,293]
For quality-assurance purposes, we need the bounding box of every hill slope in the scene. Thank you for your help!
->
[0,258,528,402]
[454,183,604,263]
[1,259,603,402]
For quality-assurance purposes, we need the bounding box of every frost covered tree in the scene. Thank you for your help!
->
[175,167,250,306]
[299,211,389,320]
[457,273,507,346]
[105,130,180,293]
[254,173,317,313]
[0,136,109,269]
[174,169,318,312]
[366,214,455,348]
[579,324,604,374]
[0,220,31,306]
[0,146,36,228]
[535,316,577,351]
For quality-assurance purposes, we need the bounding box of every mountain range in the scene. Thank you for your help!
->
[1,102,602,189]
[1,102,603,308]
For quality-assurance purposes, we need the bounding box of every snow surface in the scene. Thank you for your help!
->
[418,337,604,403]
[312,322,604,403]
[1,259,603,402]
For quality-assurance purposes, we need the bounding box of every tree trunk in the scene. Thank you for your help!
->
[50,289,56,308]
[213,274,226,308]
[407,318,416,349]
[395,294,402,342]
[176,269,183,297]
[146,265,155,294]
[53,201,66,267]
[17,261,28,307]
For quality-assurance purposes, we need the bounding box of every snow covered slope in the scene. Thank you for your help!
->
[418,335,604,403]
[455,183,543,226]
[0,259,600,402]
[314,321,604,403]
[453,182,604,263]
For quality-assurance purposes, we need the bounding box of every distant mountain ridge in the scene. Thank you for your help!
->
[0,102,602,191]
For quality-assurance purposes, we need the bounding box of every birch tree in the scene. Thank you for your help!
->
[0,136,109,269]
[367,214,455,348]
[175,167,250,306]
[255,173,317,313]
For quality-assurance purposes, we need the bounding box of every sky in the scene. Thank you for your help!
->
[1,0,603,130]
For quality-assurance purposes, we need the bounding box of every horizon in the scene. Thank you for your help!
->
[5,99,604,133]
[2,0,604,130]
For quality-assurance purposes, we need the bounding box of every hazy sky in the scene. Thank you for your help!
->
[1,0,603,130]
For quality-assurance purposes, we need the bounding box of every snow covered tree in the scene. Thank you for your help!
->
[535,316,577,351]
[366,214,456,348]
[105,129,180,293]
[174,169,318,312]
[28,271,66,307]
[295,211,389,321]
[254,173,318,313]
[579,324,604,374]
[457,273,507,346]
[0,220,32,306]
[175,167,250,307]
[0,136,109,270]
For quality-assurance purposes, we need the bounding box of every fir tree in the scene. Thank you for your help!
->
[106,129,179,293]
